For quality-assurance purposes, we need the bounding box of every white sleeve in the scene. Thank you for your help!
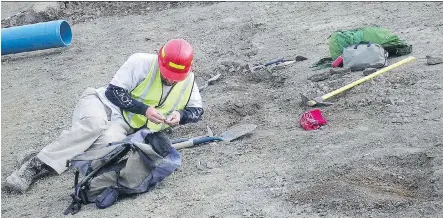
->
[186,82,203,108]
[110,53,155,92]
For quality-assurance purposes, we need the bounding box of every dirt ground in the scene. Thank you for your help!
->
[1,2,443,218]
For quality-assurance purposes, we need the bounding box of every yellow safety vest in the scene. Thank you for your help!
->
[122,59,194,132]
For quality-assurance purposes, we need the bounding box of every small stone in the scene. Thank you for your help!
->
[234,102,244,108]
[363,68,377,76]
[308,72,330,82]
[426,56,443,65]
[196,162,205,171]
[218,65,227,71]
[229,67,235,73]
[382,98,393,105]
[205,162,214,169]
[270,187,283,197]
[329,67,350,75]
[295,55,308,61]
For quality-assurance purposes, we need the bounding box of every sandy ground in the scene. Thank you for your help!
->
[1,2,443,218]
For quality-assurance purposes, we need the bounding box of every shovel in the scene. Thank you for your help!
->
[170,126,213,144]
[172,124,257,150]
[301,56,416,107]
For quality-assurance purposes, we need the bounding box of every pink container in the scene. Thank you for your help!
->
[331,56,343,68]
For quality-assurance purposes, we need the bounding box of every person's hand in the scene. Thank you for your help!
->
[164,111,181,126]
[145,107,166,124]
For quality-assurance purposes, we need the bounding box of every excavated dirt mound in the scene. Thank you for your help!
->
[2,2,443,218]
[288,152,437,216]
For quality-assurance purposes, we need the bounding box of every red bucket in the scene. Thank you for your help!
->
[299,109,327,130]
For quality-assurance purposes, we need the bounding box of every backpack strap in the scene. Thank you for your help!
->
[64,171,83,215]
[63,193,83,215]
[63,144,132,215]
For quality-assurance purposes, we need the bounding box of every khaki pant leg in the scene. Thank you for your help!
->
[37,88,109,174]
[89,120,133,150]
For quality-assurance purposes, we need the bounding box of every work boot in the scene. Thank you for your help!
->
[5,156,48,193]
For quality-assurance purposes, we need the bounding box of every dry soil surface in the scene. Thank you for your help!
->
[1,2,443,218]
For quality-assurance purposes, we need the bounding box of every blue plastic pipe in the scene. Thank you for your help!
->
[1,20,72,55]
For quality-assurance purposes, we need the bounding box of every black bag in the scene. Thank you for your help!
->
[63,130,181,215]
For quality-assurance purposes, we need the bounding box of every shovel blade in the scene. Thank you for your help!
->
[300,93,317,106]
[218,124,257,142]
[300,93,333,107]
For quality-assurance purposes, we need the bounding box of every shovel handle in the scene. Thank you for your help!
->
[170,138,188,144]
[172,140,194,150]
[264,58,285,66]
[172,136,224,150]
[322,56,416,100]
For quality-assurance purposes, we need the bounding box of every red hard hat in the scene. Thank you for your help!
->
[158,39,194,82]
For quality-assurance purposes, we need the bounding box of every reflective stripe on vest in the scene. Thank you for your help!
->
[122,59,194,132]
[126,60,158,124]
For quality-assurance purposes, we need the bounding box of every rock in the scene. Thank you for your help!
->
[382,98,393,105]
[196,161,206,171]
[234,102,244,108]
[217,65,227,71]
[363,68,377,76]
[426,56,443,65]
[308,72,330,82]
[330,67,350,75]
[240,63,249,69]
[245,49,258,57]
[295,55,308,61]
[270,187,283,198]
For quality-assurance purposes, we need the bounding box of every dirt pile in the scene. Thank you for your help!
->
[289,151,437,216]
[1,1,215,28]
